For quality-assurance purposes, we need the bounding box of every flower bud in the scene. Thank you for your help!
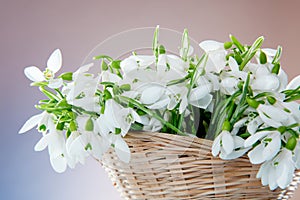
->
[286,136,297,151]
[59,72,73,81]
[120,84,131,91]
[246,97,260,109]
[101,60,108,71]
[222,120,231,131]
[56,122,65,131]
[224,41,232,50]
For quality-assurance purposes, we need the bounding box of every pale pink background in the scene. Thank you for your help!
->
[1,0,299,199]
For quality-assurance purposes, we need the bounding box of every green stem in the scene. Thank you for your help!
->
[117,96,187,136]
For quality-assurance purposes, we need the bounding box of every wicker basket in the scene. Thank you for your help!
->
[101,131,300,200]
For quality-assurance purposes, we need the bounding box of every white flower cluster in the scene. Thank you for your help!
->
[20,28,300,191]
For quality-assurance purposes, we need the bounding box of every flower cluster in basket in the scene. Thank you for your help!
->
[20,27,300,190]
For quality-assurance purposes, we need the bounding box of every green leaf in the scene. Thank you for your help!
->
[230,34,245,52]
[93,55,113,61]
[181,29,189,60]
[152,25,159,56]
[30,82,48,87]
[239,36,264,70]
[272,46,282,64]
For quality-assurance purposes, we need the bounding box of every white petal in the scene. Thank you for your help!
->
[221,131,234,155]
[147,96,170,109]
[101,71,122,83]
[190,93,212,109]
[233,136,245,149]
[252,75,280,91]
[24,66,45,82]
[244,131,269,147]
[258,105,288,127]
[73,63,94,80]
[114,136,131,163]
[258,162,271,186]
[268,167,278,190]
[120,57,138,74]
[199,40,223,52]
[248,144,265,164]
[47,49,62,73]
[263,132,281,161]
[212,134,221,156]
[220,148,249,160]
[48,78,63,88]
[228,57,239,71]
[167,97,178,110]
[135,55,155,67]
[189,85,211,102]
[247,117,263,135]
[50,155,67,173]
[287,75,300,90]
[140,86,164,105]
[179,96,188,114]
[34,134,50,151]
[19,112,44,133]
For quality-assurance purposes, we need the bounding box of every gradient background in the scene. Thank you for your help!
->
[1,0,300,199]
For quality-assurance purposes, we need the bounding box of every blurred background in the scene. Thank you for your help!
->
[1,0,300,199]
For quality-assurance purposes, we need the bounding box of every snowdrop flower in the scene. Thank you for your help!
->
[220,57,248,95]
[97,99,142,137]
[256,104,289,128]
[63,63,101,112]
[212,120,250,160]
[257,149,295,190]
[141,116,163,132]
[212,130,234,157]
[19,111,52,134]
[65,131,89,168]
[24,49,63,88]
[199,40,227,73]
[247,116,264,135]
[189,80,213,109]
[107,133,131,163]
[245,131,281,164]
[120,55,155,74]
[34,126,68,173]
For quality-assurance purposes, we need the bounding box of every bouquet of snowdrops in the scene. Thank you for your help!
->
[20,27,300,190]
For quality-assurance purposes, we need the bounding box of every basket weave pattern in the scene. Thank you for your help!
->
[101,132,300,200]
